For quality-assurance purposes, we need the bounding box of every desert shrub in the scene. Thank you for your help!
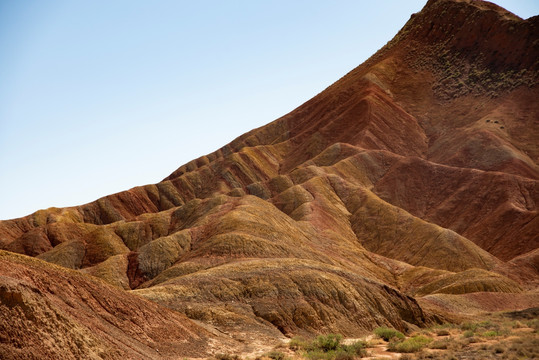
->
[436,329,451,336]
[304,349,354,360]
[305,350,333,360]
[388,335,432,353]
[429,338,450,349]
[333,350,355,360]
[374,327,405,341]
[311,334,342,352]
[511,320,523,329]
[264,351,287,360]
[289,336,309,350]
[462,330,474,338]
[508,334,539,357]
[483,330,499,337]
[341,341,367,357]
[298,334,367,360]
[526,319,539,332]
[460,322,478,331]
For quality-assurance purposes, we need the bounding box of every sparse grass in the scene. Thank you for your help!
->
[491,344,505,354]
[215,354,241,360]
[477,320,496,329]
[289,336,310,351]
[263,351,287,360]
[435,329,450,336]
[429,338,451,349]
[399,355,414,360]
[526,318,539,332]
[373,327,405,341]
[388,335,433,353]
[460,322,478,331]
[286,313,537,360]
[482,330,499,337]
[290,334,367,360]
[510,320,523,329]
[311,334,342,352]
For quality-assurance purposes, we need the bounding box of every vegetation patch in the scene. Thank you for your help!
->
[373,327,405,341]
[482,330,499,337]
[388,335,433,353]
[429,338,450,349]
[460,322,478,331]
[289,334,367,360]
[215,354,241,360]
[262,351,287,360]
[435,329,450,336]
[285,313,537,360]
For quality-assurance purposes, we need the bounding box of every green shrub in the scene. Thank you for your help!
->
[462,330,474,338]
[388,335,432,353]
[483,330,499,337]
[460,322,478,331]
[307,348,364,360]
[477,320,494,329]
[342,341,367,356]
[333,350,355,360]
[374,327,405,341]
[299,334,367,360]
[305,350,333,360]
[311,334,342,352]
[304,349,358,360]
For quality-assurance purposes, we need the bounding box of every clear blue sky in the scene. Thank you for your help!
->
[1,0,537,220]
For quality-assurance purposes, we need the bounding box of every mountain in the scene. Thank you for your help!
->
[1,0,538,357]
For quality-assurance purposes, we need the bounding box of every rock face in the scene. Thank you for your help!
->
[1,0,538,357]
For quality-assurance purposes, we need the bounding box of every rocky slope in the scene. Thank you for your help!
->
[1,0,538,357]
[0,250,217,359]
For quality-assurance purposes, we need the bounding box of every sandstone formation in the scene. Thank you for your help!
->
[1,0,538,357]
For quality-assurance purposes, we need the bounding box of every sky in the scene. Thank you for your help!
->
[1,1,538,220]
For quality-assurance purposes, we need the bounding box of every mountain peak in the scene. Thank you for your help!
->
[423,0,522,20]
[395,0,537,65]
[375,0,538,101]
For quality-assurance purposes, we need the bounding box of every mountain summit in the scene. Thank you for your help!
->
[1,0,538,358]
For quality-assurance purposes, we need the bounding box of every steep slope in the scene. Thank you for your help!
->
[1,0,538,356]
[0,250,216,359]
